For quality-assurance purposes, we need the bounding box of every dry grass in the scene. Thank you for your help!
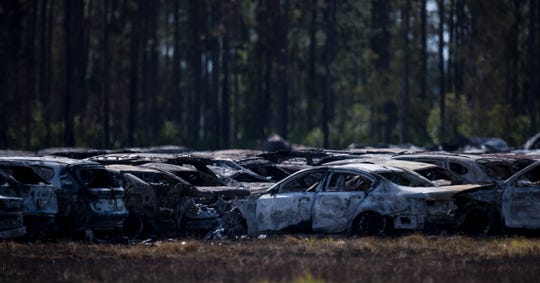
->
[2,234,540,282]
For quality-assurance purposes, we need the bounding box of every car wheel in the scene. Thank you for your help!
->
[353,211,387,236]
[123,213,144,238]
[461,207,499,236]
[223,208,247,238]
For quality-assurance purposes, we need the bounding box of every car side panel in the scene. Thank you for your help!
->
[255,192,315,232]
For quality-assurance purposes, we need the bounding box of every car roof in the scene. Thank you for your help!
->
[141,162,198,172]
[0,156,101,166]
[324,157,438,171]
[395,152,529,162]
[105,164,164,173]
[373,159,438,171]
[331,163,405,174]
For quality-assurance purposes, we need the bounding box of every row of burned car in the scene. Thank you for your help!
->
[1,148,540,240]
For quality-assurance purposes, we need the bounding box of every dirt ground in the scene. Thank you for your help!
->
[2,234,540,282]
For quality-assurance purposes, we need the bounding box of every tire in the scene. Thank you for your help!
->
[461,207,499,236]
[353,212,388,236]
[123,213,144,238]
[223,208,247,238]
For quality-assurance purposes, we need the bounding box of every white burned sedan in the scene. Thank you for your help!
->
[233,163,484,235]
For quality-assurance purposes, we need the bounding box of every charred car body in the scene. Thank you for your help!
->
[140,162,227,187]
[501,161,540,230]
[105,164,249,237]
[0,162,58,234]
[0,195,26,239]
[393,153,532,185]
[1,157,128,236]
[393,153,535,234]
[323,158,469,186]
[233,163,488,236]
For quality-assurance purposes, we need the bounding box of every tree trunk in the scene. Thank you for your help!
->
[260,0,273,139]
[149,0,160,142]
[172,0,182,132]
[38,0,49,147]
[438,0,446,139]
[276,0,289,139]
[140,1,149,143]
[209,0,221,148]
[45,0,54,146]
[447,0,455,93]
[25,0,37,148]
[454,0,465,95]
[371,0,391,143]
[221,34,230,148]
[188,0,203,145]
[323,0,336,148]
[233,46,239,145]
[420,0,427,100]
[417,0,428,141]
[400,0,410,144]
[102,0,110,148]
[528,0,538,134]
[507,0,521,111]
[63,0,85,147]
[128,0,141,146]
[307,0,318,131]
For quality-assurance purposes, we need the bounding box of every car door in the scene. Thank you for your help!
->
[255,169,326,232]
[502,163,540,229]
[312,170,373,233]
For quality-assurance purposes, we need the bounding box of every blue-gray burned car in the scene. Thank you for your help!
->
[0,157,128,238]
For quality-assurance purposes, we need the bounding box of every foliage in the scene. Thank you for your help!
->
[0,0,539,150]
[427,93,472,144]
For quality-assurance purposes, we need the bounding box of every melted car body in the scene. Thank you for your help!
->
[2,157,128,235]
[234,164,483,235]
[106,164,249,236]
[0,163,58,234]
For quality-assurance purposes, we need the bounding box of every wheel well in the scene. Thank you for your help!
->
[460,204,501,235]
[351,211,393,233]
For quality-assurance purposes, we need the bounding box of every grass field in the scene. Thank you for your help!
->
[2,234,540,282]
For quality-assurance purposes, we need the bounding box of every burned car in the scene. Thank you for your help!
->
[393,153,534,234]
[141,163,226,187]
[233,163,488,236]
[0,163,58,234]
[105,164,248,237]
[324,158,469,186]
[501,161,540,230]
[0,195,26,239]
[2,157,128,237]
[203,158,270,183]
[236,157,292,182]
[393,153,533,185]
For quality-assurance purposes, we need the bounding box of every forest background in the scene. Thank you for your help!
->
[0,0,539,151]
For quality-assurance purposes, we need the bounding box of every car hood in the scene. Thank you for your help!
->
[194,186,250,200]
